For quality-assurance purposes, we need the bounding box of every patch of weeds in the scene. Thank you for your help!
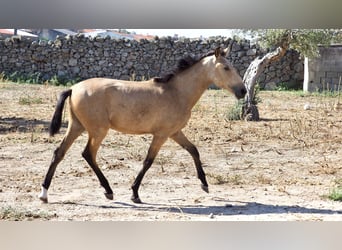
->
[327,179,342,201]
[0,72,6,82]
[257,174,272,184]
[127,145,147,161]
[2,71,42,84]
[316,90,340,98]
[226,99,244,121]
[207,173,229,185]
[129,72,148,81]
[276,82,290,91]
[48,74,80,86]
[193,102,206,113]
[19,95,43,105]
[287,90,307,97]
[328,187,342,201]
[230,174,243,185]
[276,82,302,91]
[0,206,56,221]
[207,173,244,185]
[156,152,175,173]
[0,71,80,86]
[226,84,262,121]
[250,83,262,106]
[48,74,63,85]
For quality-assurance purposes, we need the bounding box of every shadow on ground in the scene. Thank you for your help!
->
[53,199,342,217]
[0,116,67,134]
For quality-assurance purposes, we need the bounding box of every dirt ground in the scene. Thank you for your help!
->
[0,82,341,221]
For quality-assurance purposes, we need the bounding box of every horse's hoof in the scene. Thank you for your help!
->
[201,184,209,193]
[131,196,142,204]
[104,193,114,200]
[39,196,48,203]
[38,186,48,203]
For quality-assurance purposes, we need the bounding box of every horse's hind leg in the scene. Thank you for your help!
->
[39,120,84,203]
[171,130,209,193]
[82,130,114,200]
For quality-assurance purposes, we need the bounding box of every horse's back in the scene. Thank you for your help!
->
[68,78,177,134]
[71,78,120,95]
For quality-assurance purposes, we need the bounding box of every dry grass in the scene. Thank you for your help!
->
[1,82,342,220]
[0,206,56,221]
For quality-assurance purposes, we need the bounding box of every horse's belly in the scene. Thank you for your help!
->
[107,94,189,136]
[109,114,155,134]
[109,113,184,136]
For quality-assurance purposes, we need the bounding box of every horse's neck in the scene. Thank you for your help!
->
[172,62,212,110]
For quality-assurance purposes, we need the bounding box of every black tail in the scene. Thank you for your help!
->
[49,89,72,136]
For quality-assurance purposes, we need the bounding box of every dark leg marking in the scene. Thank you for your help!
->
[131,136,167,203]
[82,143,113,200]
[171,131,209,193]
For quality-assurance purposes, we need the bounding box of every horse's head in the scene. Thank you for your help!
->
[209,47,246,99]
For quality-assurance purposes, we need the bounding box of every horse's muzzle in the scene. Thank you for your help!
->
[235,85,247,99]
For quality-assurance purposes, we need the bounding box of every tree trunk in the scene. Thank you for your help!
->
[242,46,287,121]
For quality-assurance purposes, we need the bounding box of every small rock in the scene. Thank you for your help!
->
[246,48,257,56]
[334,102,342,111]
[68,58,78,67]
[231,147,238,153]
[304,103,311,110]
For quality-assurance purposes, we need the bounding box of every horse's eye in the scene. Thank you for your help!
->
[224,66,230,71]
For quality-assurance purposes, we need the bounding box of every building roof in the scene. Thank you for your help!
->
[79,29,154,40]
[132,33,155,40]
[80,29,133,39]
[0,28,154,41]
[0,29,38,37]
[52,29,77,36]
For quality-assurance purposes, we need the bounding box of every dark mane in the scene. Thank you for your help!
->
[153,50,216,83]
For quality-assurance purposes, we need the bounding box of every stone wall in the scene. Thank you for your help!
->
[0,35,303,87]
[304,45,342,92]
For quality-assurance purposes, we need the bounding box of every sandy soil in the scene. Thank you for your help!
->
[0,82,341,220]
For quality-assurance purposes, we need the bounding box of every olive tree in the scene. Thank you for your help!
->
[240,29,341,121]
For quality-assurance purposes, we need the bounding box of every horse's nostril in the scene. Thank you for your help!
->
[241,87,247,96]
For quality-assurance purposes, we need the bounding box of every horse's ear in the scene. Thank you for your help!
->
[214,47,222,58]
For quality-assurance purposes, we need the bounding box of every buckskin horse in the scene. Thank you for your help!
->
[39,47,246,204]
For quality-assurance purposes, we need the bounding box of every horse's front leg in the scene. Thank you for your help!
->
[171,130,209,193]
[131,135,167,203]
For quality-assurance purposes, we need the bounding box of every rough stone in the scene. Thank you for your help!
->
[0,35,303,85]
[264,82,277,90]
[246,49,257,56]
[68,58,78,66]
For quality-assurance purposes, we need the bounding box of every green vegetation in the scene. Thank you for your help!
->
[0,71,42,84]
[0,71,80,86]
[207,172,244,185]
[0,206,56,221]
[226,84,262,121]
[226,99,245,121]
[275,82,302,91]
[328,179,342,202]
[328,188,342,201]
[239,29,342,58]
[48,74,80,86]
[226,79,342,121]
[19,96,43,105]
